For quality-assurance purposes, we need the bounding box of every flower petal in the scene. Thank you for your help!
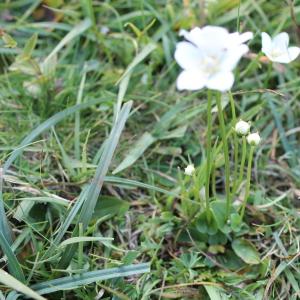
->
[181,27,202,45]
[273,32,289,52]
[183,26,229,53]
[206,71,234,92]
[228,32,253,48]
[221,44,249,71]
[174,41,203,70]
[237,31,253,44]
[261,32,272,54]
[176,70,206,91]
[273,46,300,63]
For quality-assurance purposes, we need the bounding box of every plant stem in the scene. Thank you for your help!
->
[240,146,255,220]
[216,92,231,218]
[229,92,239,197]
[205,90,213,221]
[238,136,247,188]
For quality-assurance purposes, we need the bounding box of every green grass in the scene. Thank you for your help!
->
[0,0,300,299]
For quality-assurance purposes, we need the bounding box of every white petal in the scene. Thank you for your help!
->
[174,42,203,70]
[238,32,253,44]
[221,44,249,71]
[261,32,272,53]
[179,29,188,37]
[181,27,203,45]
[228,32,253,48]
[184,26,229,53]
[199,26,229,52]
[273,46,300,63]
[206,71,234,92]
[273,32,289,52]
[176,70,206,91]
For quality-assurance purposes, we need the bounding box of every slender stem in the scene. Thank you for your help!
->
[211,162,216,198]
[240,146,255,220]
[205,90,213,220]
[216,92,231,218]
[78,223,83,269]
[238,136,247,188]
[229,92,239,196]
[236,0,241,32]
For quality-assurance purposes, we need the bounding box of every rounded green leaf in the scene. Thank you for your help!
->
[232,239,260,265]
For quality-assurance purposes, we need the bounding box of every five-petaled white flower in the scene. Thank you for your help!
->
[175,26,253,92]
[247,132,261,146]
[261,32,300,63]
[184,164,195,176]
[235,120,250,136]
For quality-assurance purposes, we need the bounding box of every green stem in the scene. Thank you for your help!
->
[240,146,255,220]
[229,92,239,197]
[238,136,247,188]
[216,92,231,218]
[211,162,216,198]
[205,90,213,221]
[78,223,83,269]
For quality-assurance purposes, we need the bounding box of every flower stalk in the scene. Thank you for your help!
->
[240,145,255,220]
[216,92,231,218]
[229,92,239,197]
[205,90,213,221]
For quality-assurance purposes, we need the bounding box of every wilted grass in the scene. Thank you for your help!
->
[0,0,300,299]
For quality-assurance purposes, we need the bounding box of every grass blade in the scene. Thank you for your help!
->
[0,168,12,245]
[0,232,25,282]
[0,98,104,246]
[59,236,113,248]
[0,270,45,300]
[3,98,104,173]
[44,19,92,65]
[105,176,178,196]
[42,186,89,260]
[58,101,132,267]
[116,43,156,85]
[31,263,150,295]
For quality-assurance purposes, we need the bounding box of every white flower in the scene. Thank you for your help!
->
[247,132,261,146]
[175,26,252,92]
[261,32,300,63]
[184,164,195,176]
[235,120,250,135]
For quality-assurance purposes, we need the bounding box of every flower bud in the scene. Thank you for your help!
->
[235,120,250,135]
[247,132,261,146]
[184,164,195,176]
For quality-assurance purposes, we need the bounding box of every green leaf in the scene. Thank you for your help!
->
[1,32,17,48]
[93,196,130,219]
[31,263,150,295]
[204,285,229,300]
[210,200,227,229]
[113,132,156,174]
[0,270,45,300]
[44,19,92,65]
[105,176,177,197]
[22,33,37,58]
[116,43,157,85]
[59,101,132,268]
[230,213,242,232]
[42,187,89,260]
[232,239,260,265]
[0,232,24,282]
[59,236,113,248]
[0,98,105,246]
[195,211,218,235]
[160,125,187,140]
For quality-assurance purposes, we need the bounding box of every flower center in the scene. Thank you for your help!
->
[270,48,284,58]
[201,55,220,76]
